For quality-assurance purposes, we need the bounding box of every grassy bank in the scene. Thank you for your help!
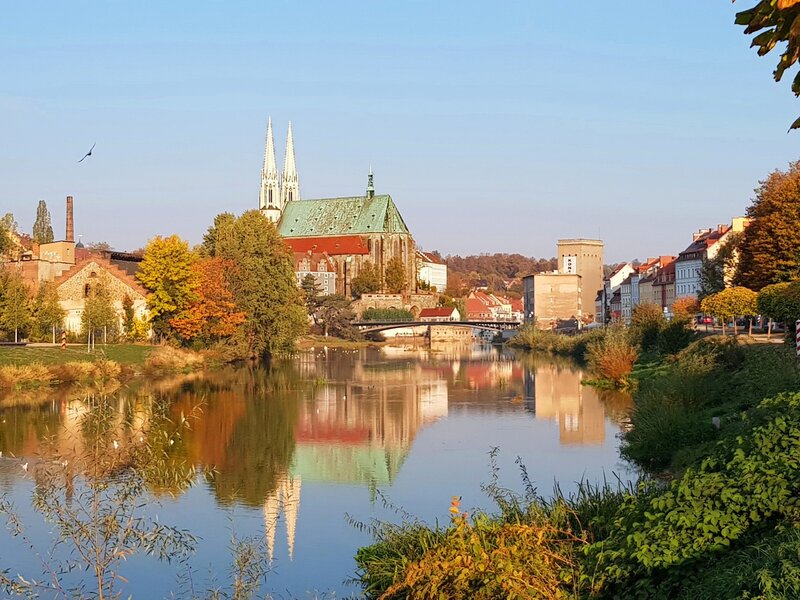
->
[355,339,800,599]
[0,344,154,366]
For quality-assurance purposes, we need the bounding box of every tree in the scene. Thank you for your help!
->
[81,280,118,348]
[700,287,758,336]
[757,281,800,337]
[121,294,136,337]
[86,241,112,253]
[0,213,17,258]
[698,232,743,299]
[735,0,800,129]
[0,271,32,343]
[314,295,359,338]
[201,212,236,257]
[736,162,800,290]
[300,273,323,315]
[31,200,54,244]
[630,302,666,351]
[384,256,406,293]
[672,297,700,321]
[169,257,246,344]
[137,235,199,338]
[31,281,65,342]
[213,211,307,357]
[350,261,381,298]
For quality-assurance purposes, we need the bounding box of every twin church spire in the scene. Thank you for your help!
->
[260,118,300,224]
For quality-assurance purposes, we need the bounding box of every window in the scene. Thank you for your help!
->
[84,283,91,298]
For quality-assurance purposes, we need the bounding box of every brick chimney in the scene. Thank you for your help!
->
[66,196,74,242]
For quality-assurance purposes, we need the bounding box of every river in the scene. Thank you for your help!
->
[0,345,633,598]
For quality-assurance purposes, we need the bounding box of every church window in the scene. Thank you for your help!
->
[84,283,91,298]
[269,189,273,204]
[289,191,293,202]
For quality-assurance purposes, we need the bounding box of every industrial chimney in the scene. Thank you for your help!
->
[66,196,74,242]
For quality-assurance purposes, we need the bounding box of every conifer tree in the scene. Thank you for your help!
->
[32,200,54,244]
[350,261,381,298]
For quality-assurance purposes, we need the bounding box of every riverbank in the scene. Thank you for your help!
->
[354,338,800,599]
[0,345,210,393]
[296,334,388,350]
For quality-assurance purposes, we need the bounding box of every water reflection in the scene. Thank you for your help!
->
[0,345,632,593]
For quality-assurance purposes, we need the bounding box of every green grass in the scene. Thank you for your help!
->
[0,344,155,366]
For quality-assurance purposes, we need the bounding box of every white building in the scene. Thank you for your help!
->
[293,252,337,296]
[416,250,447,292]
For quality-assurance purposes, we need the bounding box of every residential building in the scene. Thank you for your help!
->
[674,218,748,299]
[293,252,337,296]
[557,239,603,321]
[653,261,677,314]
[620,276,633,324]
[522,273,582,329]
[465,291,513,321]
[419,307,460,322]
[601,262,635,322]
[416,250,447,292]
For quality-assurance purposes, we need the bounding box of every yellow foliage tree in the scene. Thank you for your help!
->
[700,287,758,336]
[137,235,198,337]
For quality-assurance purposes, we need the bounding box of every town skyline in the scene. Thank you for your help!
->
[2,2,798,262]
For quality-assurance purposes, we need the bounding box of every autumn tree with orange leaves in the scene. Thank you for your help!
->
[169,258,245,344]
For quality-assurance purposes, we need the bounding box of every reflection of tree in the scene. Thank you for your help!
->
[204,363,303,508]
[0,404,62,458]
[595,389,633,425]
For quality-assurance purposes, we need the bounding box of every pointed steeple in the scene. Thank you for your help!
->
[280,121,300,207]
[366,166,375,199]
[259,118,282,222]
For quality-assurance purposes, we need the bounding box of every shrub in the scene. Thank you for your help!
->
[657,318,694,355]
[361,307,414,322]
[144,346,204,375]
[0,364,53,389]
[586,327,639,387]
[49,361,97,383]
[674,336,745,376]
[629,303,665,351]
[93,359,122,380]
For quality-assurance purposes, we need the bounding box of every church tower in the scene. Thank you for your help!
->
[259,117,282,223]
[280,121,300,207]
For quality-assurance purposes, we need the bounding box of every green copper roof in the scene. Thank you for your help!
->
[277,194,411,238]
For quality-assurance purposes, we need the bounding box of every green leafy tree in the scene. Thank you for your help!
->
[31,281,65,342]
[122,294,135,337]
[384,256,407,293]
[314,294,359,339]
[698,232,743,299]
[630,302,666,351]
[736,162,800,290]
[32,200,54,244]
[300,273,322,315]
[701,287,758,336]
[735,0,800,129]
[214,210,307,357]
[137,235,198,338]
[201,212,236,257]
[81,280,118,347]
[0,271,32,342]
[757,281,800,336]
[0,213,17,257]
[350,261,381,298]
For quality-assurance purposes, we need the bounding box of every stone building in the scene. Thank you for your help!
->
[522,273,582,328]
[258,119,417,296]
[2,196,149,335]
[557,239,603,322]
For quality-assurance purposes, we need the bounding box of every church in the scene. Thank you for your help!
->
[258,119,417,297]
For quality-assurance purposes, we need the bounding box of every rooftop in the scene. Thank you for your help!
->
[278,195,411,238]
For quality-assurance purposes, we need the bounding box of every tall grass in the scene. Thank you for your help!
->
[143,346,205,375]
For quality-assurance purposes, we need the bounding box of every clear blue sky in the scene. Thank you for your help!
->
[1,1,797,262]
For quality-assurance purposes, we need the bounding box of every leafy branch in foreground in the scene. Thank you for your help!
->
[736,0,800,129]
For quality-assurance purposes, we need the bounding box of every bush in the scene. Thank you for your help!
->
[657,318,694,355]
[674,336,745,376]
[49,361,97,383]
[630,303,666,351]
[144,346,205,375]
[0,364,53,389]
[508,324,605,359]
[361,307,414,322]
[586,327,639,387]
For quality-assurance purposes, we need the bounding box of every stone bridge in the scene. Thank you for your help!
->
[351,320,520,334]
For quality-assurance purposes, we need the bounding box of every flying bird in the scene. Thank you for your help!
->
[77,143,96,163]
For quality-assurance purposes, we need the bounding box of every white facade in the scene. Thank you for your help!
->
[417,251,447,292]
[620,277,633,325]
[295,256,336,295]
[258,118,299,224]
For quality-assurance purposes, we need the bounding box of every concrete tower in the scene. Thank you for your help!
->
[280,121,300,207]
[260,117,282,223]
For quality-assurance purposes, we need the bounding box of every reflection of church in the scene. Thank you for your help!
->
[257,119,417,295]
[262,474,301,563]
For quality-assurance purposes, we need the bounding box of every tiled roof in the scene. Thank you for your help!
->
[678,227,730,259]
[293,252,336,272]
[284,236,369,255]
[278,195,411,237]
[416,250,446,265]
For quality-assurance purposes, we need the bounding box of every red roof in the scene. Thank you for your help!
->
[285,235,369,255]
[419,307,457,318]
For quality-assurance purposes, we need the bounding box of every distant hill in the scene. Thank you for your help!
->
[425,251,557,296]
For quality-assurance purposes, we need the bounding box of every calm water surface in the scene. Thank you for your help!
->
[0,345,633,598]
